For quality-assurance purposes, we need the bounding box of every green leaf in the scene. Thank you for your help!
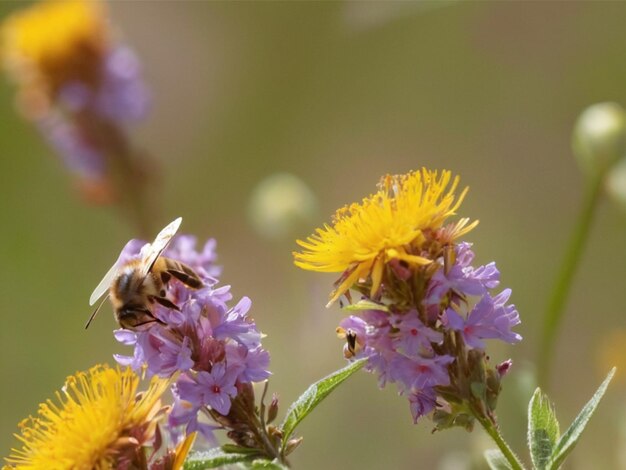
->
[342,299,389,312]
[249,459,289,469]
[280,358,367,444]
[183,449,252,469]
[548,367,616,470]
[221,444,260,455]
[528,388,560,470]
[484,449,513,470]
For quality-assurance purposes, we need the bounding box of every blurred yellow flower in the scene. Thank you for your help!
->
[294,168,477,306]
[5,365,169,470]
[597,329,626,385]
[2,0,108,96]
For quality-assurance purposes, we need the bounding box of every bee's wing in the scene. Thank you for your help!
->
[89,261,119,306]
[141,217,182,275]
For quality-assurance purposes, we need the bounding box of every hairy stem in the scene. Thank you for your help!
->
[537,173,603,388]
[230,397,288,467]
[474,410,526,470]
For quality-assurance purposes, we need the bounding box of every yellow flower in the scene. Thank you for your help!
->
[294,169,477,306]
[2,0,108,97]
[5,364,170,470]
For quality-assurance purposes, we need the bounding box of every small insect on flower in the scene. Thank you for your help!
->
[86,217,203,330]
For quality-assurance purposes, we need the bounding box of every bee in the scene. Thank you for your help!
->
[336,326,361,359]
[85,217,203,330]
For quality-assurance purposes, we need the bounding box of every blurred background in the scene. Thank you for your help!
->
[2,1,626,468]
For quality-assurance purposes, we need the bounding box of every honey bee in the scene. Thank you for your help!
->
[85,217,203,330]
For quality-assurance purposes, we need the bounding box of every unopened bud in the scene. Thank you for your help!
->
[284,436,304,456]
[572,102,626,177]
[267,394,279,424]
[496,359,513,378]
[605,158,626,212]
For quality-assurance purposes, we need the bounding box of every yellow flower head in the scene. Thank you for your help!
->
[5,364,170,470]
[294,169,478,306]
[2,0,108,96]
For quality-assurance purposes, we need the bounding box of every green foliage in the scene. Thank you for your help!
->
[528,389,560,469]
[184,449,253,469]
[341,299,389,312]
[184,360,366,468]
[280,358,367,445]
[547,368,615,469]
[249,459,290,469]
[484,449,514,470]
[184,451,289,469]
[496,367,616,470]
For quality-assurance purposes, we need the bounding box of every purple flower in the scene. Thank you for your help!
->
[391,313,443,357]
[54,46,150,123]
[444,289,521,349]
[425,242,500,309]
[336,242,521,424]
[389,354,454,391]
[225,343,271,383]
[176,364,239,416]
[34,45,150,188]
[113,233,271,436]
[94,46,150,122]
[169,395,219,445]
[338,310,453,413]
[37,111,105,180]
[409,387,437,423]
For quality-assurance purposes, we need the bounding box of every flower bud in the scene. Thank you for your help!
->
[284,437,304,456]
[605,157,626,212]
[267,393,279,424]
[572,102,626,177]
[496,359,512,378]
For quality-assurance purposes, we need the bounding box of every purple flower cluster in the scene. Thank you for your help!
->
[57,46,150,123]
[39,45,149,184]
[339,243,520,423]
[113,235,271,439]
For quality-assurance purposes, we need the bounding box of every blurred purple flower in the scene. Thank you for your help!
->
[94,46,150,122]
[37,111,105,179]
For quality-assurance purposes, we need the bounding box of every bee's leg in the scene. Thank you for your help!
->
[162,258,203,289]
[160,271,172,284]
[167,268,203,289]
[149,295,181,311]
[132,317,165,329]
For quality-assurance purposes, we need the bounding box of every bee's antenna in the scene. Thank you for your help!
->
[85,294,110,329]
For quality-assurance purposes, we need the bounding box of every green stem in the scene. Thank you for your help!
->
[537,173,603,388]
[474,412,526,470]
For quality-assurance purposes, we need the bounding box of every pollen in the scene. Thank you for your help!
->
[293,168,477,305]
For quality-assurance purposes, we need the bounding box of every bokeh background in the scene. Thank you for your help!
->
[2,1,626,468]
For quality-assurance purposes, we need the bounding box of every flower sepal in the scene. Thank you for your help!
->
[431,404,475,433]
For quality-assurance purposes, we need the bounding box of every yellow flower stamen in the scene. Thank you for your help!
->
[5,364,169,470]
[294,168,476,306]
